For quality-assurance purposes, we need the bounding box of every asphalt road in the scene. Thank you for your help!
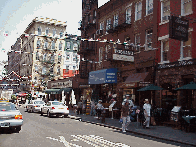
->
[0,107,183,147]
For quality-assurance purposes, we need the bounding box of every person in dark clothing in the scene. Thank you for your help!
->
[121,101,131,132]
[77,100,82,115]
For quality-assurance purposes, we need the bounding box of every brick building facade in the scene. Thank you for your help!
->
[73,0,196,110]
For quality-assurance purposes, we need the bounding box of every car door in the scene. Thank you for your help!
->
[42,102,50,113]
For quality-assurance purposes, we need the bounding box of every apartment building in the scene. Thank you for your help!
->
[19,17,67,95]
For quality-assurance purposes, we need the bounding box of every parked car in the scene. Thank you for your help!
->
[26,100,45,113]
[41,101,69,118]
[0,102,23,132]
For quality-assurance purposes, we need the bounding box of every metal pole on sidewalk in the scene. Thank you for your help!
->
[111,110,114,119]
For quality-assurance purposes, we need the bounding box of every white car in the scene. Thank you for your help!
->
[26,100,45,113]
[0,102,23,132]
[41,101,69,118]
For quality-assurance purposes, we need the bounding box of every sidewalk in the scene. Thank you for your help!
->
[68,110,196,146]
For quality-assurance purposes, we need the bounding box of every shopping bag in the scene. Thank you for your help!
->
[119,118,123,123]
[151,117,156,126]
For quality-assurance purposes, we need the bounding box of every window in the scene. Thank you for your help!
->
[135,34,141,51]
[66,42,71,49]
[37,40,41,49]
[51,41,55,49]
[44,41,48,49]
[66,53,70,60]
[181,0,192,15]
[180,31,192,59]
[36,52,39,60]
[50,68,53,74]
[146,29,153,49]
[113,14,118,27]
[45,28,49,35]
[135,1,142,21]
[58,55,61,63]
[35,65,38,72]
[43,54,47,61]
[53,29,56,36]
[100,21,104,30]
[60,31,63,38]
[161,40,169,62]
[161,0,170,22]
[126,7,131,24]
[73,43,78,51]
[51,55,54,63]
[57,66,60,75]
[73,53,76,61]
[99,47,103,62]
[106,18,111,31]
[146,0,153,15]
[42,67,46,74]
[38,27,41,35]
[66,65,69,70]
[59,42,62,50]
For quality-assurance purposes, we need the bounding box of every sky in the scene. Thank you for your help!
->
[0,0,110,62]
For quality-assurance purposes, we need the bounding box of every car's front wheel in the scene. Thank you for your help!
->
[47,110,51,118]
[63,114,68,118]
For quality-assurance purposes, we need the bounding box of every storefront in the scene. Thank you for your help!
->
[88,68,117,103]
[46,78,73,105]
[156,59,196,110]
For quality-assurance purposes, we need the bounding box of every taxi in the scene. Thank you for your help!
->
[0,101,23,132]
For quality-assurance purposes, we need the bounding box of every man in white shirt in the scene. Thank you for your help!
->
[143,99,151,128]
[122,95,134,107]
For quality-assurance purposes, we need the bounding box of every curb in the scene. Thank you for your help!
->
[68,114,195,146]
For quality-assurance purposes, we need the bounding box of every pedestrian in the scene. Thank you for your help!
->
[122,95,134,107]
[143,99,151,129]
[77,100,82,115]
[95,100,104,120]
[121,101,131,132]
[90,100,96,116]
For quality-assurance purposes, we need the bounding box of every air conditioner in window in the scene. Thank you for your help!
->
[93,19,96,24]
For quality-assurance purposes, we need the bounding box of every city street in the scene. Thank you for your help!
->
[0,107,184,147]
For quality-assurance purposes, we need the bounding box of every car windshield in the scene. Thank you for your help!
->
[34,101,44,104]
[52,102,60,105]
[0,103,17,111]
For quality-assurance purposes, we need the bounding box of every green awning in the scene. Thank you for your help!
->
[44,89,61,94]
[59,88,72,93]
[137,84,163,91]
[44,88,72,94]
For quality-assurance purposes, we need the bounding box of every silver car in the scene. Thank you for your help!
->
[0,102,23,132]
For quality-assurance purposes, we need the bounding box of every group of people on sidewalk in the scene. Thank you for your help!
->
[121,95,151,132]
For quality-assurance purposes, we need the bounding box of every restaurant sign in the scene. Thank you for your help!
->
[113,48,134,62]
[51,81,72,88]
[158,59,195,69]
[169,15,189,41]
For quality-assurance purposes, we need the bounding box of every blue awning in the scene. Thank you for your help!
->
[88,68,117,84]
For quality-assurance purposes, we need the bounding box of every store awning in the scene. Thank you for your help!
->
[59,88,72,93]
[44,89,61,94]
[125,72,150,83]
[88,68,117,84]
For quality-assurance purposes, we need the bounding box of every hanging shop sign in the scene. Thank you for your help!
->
[88,68,117,84]
[157,59,196,69]
[169,15,189,41]
[51,81,72,88]
[113,48,134,62]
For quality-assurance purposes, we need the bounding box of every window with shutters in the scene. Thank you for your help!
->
[45,28,49,35]
[51,41,55,49]
[38,27,41,35]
